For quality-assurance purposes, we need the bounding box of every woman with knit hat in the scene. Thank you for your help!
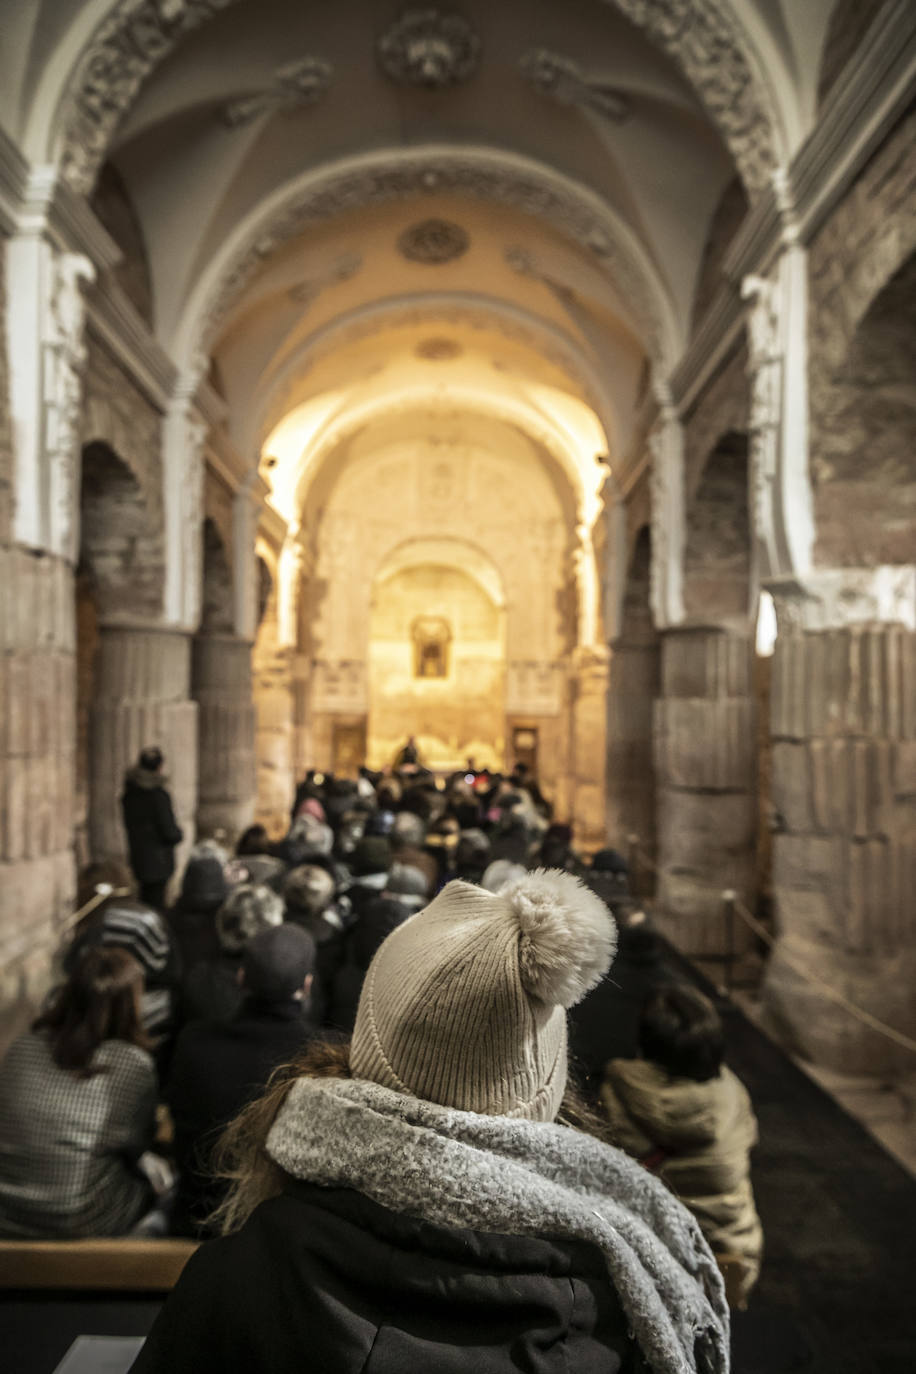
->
[130,871,729,1374]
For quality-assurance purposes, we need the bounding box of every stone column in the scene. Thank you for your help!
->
[764,601,916,1075]
[569,647,609,850]
[0,547,76,1039]
[254,643,295,834]
[606,633,660,861]
[89,624,198,879]
[192,633,255,841]
[654,626,757,954]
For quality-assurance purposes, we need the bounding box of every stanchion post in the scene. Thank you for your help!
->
[722,889,737,993]
[627,833,640,898]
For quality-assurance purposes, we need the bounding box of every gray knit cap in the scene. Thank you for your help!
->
[350,869,617,1122]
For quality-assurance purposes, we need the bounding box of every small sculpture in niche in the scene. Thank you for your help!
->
[412,615,452,678]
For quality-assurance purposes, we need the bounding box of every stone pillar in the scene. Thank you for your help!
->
[89,625,197,879]
[606,635,660,861]
[254,643,295,834]
[570,647,609,850]
[0,547,76,1042]
[765,616,916,1075]
[654,626,757,954]
[192,633,256,841]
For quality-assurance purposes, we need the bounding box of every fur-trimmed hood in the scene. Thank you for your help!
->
[124,765,169,790]
[267,1076,729,1374]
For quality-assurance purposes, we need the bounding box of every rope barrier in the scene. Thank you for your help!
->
[728,892,916,1056]
[626,836,916,1056]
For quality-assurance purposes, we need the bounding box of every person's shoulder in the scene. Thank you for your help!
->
[95,1039,155,1075]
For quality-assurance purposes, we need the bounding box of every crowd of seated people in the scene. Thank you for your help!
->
[0,749,762,1367]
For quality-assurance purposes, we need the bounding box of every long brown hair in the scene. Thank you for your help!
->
[211,1040,615,1236]
[34,945,151,1076]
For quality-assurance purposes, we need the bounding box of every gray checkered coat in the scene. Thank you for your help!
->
[0,1030,157,1237]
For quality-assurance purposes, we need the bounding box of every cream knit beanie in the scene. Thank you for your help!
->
[350,869,617,1121]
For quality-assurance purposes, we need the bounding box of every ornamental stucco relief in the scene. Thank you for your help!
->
[397,218,470,264]
[220,56,333,128]
[376,9,481,89]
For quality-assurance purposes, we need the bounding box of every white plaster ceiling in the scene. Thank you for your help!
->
[0,0,845,537]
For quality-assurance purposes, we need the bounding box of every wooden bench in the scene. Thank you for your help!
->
[0,1237,198,1291]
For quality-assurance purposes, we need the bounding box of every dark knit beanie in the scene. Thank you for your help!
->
[243,923,316,1003]
[351,835,393,877]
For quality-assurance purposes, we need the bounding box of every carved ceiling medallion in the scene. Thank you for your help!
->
[398,218,470,264]
[415,337,463,360]
[377,9,481,89]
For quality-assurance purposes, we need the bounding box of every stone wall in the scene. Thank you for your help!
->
[690,177,749,331]
[88,162,154,327]
[654,627,758,955]
[0,547,76,1050]
[0,249,76,1050]
[765,623,916,1074]
[808,106,916,567]
[683,341,749,498]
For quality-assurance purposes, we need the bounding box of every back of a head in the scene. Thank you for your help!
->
[138,746,163,773]
[179,852,228,913]
[217,884,284,955]
[391,810,425,848]
[236,824,271,857]
[351,835,392,877]
[242,923,315,1004]
[284,864,336,918]
[385,861,430,904]
[37,945,148,1075]
[638,985,725,1082]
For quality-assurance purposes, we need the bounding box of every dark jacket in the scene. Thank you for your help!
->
[131,1181,644,1373]
[121,768,183,884]
[166,1000,315,1236]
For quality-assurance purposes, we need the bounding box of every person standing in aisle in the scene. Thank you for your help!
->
[122,746,184,910]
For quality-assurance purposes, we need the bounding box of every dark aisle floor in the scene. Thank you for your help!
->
[667,947,916,1374]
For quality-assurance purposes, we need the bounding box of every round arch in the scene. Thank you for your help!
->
[170,145,681,380]
[39,0,783,199]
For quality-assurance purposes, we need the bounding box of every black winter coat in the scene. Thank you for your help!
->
[166,1000,315,1236]
[121,769,183,884]
[131,1181,645,1373]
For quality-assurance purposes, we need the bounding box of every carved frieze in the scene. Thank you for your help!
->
[376,9,481,89]
[221,56,333,127]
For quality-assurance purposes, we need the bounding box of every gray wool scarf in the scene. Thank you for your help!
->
[266,1078,730,1374]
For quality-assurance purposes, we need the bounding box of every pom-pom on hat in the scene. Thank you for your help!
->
[350,868,616,1122]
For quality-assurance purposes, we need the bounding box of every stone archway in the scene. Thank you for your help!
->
[76,435,197,875]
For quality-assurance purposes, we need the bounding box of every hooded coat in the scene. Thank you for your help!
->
[601,1059,763,1293]
[121,767,183,885]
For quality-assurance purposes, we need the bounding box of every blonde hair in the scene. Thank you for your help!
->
[210,1040,613,1236]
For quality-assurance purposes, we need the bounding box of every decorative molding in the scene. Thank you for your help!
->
[608,0,779,195]
[220,56,333,128]
[519,50,630,124]
[790,0,916,244]
[86,278,176,411]
[768,567,916,633]
[287,250,361,305]
[648,386,686,629]
[57,0,236,195]
[0,125,29,235]
[397,217,469,264]
[376,9,480,89]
